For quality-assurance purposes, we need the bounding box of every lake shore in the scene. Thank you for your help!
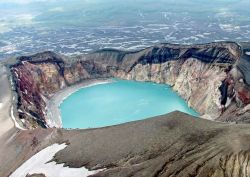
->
[45,78,113,128]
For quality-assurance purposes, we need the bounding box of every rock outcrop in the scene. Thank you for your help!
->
[26,174,46,177]
[8,42,250,128]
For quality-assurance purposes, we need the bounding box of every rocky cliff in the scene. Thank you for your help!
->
[8,42,250,128]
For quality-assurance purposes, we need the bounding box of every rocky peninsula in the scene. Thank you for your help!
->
[1,42,250,177]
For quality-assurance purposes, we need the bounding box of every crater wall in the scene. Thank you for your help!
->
[8,42,250,129]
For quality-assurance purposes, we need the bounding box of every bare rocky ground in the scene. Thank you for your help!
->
[1,111,250,177]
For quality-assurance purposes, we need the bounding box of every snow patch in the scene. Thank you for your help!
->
[11,106,26,130]
[49,7,64,12]
[219,24,240,32]
[196,34,206,38]
[0,44,17,53]
[18,109,24,113]
[9,143,103,177]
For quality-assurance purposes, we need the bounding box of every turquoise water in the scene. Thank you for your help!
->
[60,79,199,129]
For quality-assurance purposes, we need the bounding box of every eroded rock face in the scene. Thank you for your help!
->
[9,42,250,128]
[115,58,229,118]
[12,62,48,128]
[11,53,111,128]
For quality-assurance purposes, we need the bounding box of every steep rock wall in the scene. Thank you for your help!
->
[11,52,111,128]
[9,42,250,128]
[115,58,228,118]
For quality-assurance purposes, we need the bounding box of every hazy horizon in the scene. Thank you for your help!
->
[0,0,250,59]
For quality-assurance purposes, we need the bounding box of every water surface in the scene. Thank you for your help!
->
[60,80,199,129]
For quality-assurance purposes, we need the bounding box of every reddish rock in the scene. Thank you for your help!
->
[237,87,250,105]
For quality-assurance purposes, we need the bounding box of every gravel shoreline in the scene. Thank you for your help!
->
[0,63,15,137]
[45,78,113,128]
